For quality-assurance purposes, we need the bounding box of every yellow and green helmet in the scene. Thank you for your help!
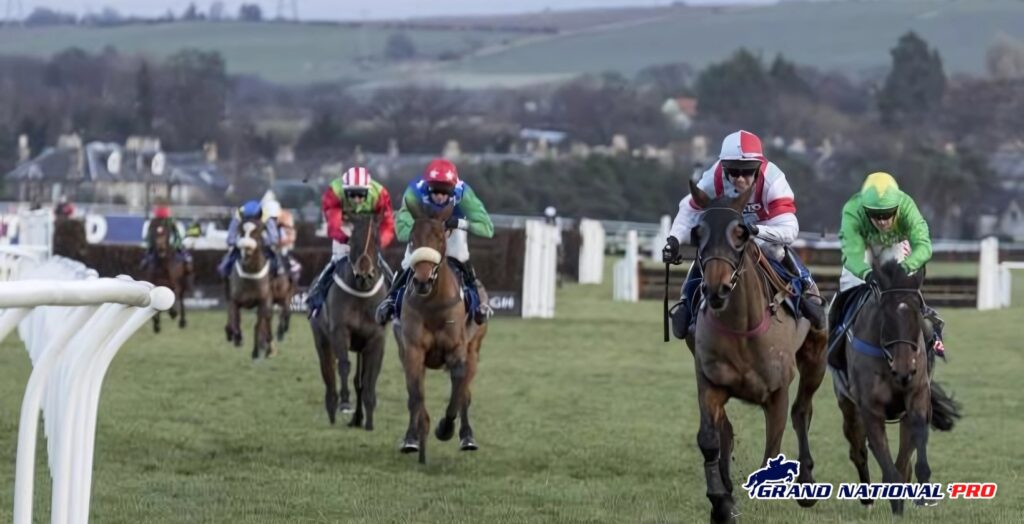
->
[860,172,902,215]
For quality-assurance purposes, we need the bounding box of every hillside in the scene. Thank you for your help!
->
[0,0,1021,87]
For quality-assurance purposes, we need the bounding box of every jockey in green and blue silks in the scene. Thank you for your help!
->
[375,158,495,326]
[141,205,192,269]
[217,200,283,278]
[662,130,825,339]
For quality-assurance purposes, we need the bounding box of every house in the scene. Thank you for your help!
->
[660,96,698,131]
[978,145,1024,240]
[5,135,229,207]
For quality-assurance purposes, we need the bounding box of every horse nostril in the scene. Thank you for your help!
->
[717,284,730,297]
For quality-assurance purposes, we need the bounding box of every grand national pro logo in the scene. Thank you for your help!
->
[743,454,832,500]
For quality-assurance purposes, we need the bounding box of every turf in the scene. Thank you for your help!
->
[0,270,1021,522]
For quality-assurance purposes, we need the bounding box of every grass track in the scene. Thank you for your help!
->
[0,270,1021,522]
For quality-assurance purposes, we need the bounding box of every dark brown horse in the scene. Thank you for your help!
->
[310,213,388,429]
[685,180,828,524]
[225,217,275,360]
[833,259,960,515]
[147,220,191,333]
[394,202,487,464]
[272,209,298,342]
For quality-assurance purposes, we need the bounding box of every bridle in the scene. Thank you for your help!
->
[695,207,751,295]
[872,285,925,366]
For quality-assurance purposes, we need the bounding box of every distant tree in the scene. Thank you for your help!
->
[238,3,263,22]
[769,54,814,99]
[160,49,228,148]
[694,48,774,131]
[209,2,226,21]
[384,33,417,61]
[877,32,946,126]
[634,62,695,98]
[986,33,1024,80]
[24,7,76,26]
[135,61,154,133]
[182,3,200,21]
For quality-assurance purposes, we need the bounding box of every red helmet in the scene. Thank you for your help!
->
[154,206,171,219]
[423,158,459,191]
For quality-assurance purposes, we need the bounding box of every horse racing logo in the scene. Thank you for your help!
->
[743,454,832,500]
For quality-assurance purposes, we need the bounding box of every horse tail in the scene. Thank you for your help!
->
[929,381,961,432]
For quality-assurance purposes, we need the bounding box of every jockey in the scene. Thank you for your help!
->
[375,158,495,326]
[663,130,825,339]
[306,166,396,318]
[834,171,945,356]
[217,200,283,278]
[263,200,301,283]
[141,205,191,269]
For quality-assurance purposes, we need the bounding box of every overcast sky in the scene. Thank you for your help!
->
[21,0,776,20]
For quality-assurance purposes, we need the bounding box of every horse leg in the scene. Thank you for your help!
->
[909,394,937,507]
[400,345,429,464]
[791,330,827,507]
[337,343,353,414]
[436,350,470,443]
[153,311,161,334]
[696,376,735,524]
[313,329,338,424]
[895,419,913,483]
[348,352,364,428]
[838,395,873,506]
[277,293,291,342]
[178,283,187,329]
[358,333,385,432]
[228,301,242,347]
[458,347,480,451]
[863,412,903,515]
[761,386,789,467]
[253,299,272,360]
[718,412,733,497]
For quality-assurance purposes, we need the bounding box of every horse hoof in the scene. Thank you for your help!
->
[797,498,818,508]
[179,320,186,329]
[268,344,279,359]
[364,422,374,432]
[435,418,455,441]
[339,402,353,415]
[154,325,161,334]
[347,417,363,428]
[399,439,419,453]
[234,337,242,348]
[915,499,939,507]
[459,437,478,451]
[168,309,178,320]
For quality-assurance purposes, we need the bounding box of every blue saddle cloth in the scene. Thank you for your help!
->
[766,257,808,318]
[395,258,479,321]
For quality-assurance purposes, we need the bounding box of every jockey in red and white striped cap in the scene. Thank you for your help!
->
[662,130,825,338]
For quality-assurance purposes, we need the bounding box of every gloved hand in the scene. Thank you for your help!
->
[662,236,682,264]
[444,215,460,230]
[746,224,759,237]
[864,271,880,288]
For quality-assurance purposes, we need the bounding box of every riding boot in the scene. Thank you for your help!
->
[669,262,702,339]
[217,248,238,278]
[461,260,492,325]
[922,303,946,358]
[306,260,337,318]
[799,279,827,331]
[375,267,411,325]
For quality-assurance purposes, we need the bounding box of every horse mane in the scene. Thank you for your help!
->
[873,259,924,291]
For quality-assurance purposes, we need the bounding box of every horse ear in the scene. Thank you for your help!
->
[731,182,755,214]
[688,179,711,209]
[407,201,424,221]
[438,202,455,222]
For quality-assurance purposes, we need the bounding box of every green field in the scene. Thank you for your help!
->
[1,0,1023,87]
[0,272,1022,523]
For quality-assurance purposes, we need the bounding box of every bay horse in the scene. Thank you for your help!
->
[310,213,388,429]
[394,202,487,464]
[225,217,275,360]
[146,220,192,333]
[684,180,828,524]
[271,210,298,342]
[833,259,960,515]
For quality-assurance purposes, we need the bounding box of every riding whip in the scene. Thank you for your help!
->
[663,262,671,342]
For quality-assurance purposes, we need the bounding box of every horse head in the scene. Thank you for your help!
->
[407,201,453,296]
[872,259,927,389]
[236,218,266,268]
[152,222,170,258]
[346,212,381,289]
[689,178,757,311]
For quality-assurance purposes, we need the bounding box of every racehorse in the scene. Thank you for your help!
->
[146,220,192,333]
[225,217,275,360]
[833,259,960,515]
[684,180,828,524]
[310,213,388,429]
[271,209,298,342]
[394,202,487,464]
